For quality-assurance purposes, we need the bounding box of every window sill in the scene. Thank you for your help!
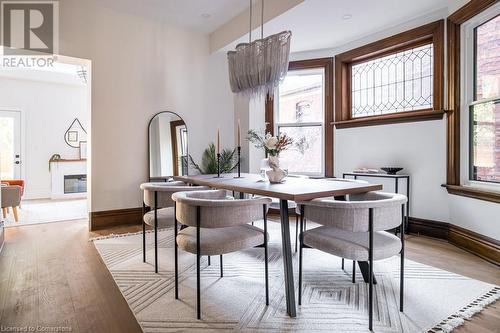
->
[332,110,445,129]
[443,184,500,204]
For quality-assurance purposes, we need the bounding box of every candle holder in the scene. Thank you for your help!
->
[216,153,221,178]
[234,146,243,178]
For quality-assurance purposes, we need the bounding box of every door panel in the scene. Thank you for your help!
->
[0,110,22,180]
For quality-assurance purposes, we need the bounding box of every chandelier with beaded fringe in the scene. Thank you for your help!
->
[227,0,292,98]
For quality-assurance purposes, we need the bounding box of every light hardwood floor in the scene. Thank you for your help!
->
[0,219,498,332]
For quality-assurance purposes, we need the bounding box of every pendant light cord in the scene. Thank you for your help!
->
[261,0,264,39]
[249,0,252,43]
[249,0,265,42]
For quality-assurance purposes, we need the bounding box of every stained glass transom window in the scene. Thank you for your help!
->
[351,43,433,118]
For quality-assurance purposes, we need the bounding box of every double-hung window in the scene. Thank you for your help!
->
[275,68,325,176]
[267,58,333,177]
[462,5,500,189]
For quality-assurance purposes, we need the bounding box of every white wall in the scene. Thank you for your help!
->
[335,121,449,222]
[448,196,500,240]
[0,77,88,199]
[198,50,235,163]
[55,0,235,213]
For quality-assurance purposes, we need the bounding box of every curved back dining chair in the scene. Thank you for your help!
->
[140,182,209,273]
[295,177,369,253]
[172,189,272,320]
[297,191,407,331]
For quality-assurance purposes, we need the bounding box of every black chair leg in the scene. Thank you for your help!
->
[196,206,201,320]
[220,255,223,278]
[208,256,211,266]
[400,204,405,312]
[263,204,269,306]
[295,214,299,253]
[298,205,304,305]
[368,208,374,331]
[142,202,146,263]
[154,191,158,274]
[352,260,356,283]
[341,258,344,270]
[174,203,179,299]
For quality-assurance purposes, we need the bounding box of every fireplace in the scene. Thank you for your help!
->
[50,160,87,199]
[64,174,87,194]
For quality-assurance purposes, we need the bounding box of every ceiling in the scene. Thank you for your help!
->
[98,0,251,33]
[94,0,468,53]
[244,0,459,53]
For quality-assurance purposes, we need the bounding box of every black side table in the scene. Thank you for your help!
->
[343,172,410,232]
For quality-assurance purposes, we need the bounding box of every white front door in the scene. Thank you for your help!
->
[0,110,22,180]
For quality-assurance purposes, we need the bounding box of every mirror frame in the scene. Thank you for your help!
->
[147,110,188,182]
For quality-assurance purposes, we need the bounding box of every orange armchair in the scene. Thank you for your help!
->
[0,179,24,197]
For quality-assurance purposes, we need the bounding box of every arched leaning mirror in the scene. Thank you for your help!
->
[148,111,188,181]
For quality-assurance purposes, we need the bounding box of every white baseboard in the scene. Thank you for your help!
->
[24,188,51,200]
[51,193,87,200]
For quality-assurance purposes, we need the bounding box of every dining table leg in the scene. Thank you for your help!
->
[357,261,378,285]
[279,199,297,317]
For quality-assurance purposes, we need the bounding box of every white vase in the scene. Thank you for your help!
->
[260,156,287,183]
[266,168,287,183]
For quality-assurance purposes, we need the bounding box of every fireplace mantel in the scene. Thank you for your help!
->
[50,159,87,199]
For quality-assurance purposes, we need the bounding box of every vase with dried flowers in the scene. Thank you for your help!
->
[247,129,293,183]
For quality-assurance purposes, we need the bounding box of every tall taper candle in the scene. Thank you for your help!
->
[217,129,220,154]
[237,119,241,146]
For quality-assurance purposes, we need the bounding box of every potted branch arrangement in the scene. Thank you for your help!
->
[189,143,238,175]
[247,129,293,183]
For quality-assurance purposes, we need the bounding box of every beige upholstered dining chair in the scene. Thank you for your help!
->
[140,181,209,273]
[172,189,272,319]
[297,191,407,331]
[295,177,370,255]
[1,185,21,222]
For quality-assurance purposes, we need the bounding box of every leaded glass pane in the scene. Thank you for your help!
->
[351,43,433,118]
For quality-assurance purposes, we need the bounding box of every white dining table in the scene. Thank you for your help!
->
[174,173,383,317]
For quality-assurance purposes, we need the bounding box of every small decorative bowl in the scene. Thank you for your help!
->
[381,167,403,175]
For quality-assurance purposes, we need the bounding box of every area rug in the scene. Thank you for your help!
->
[4,198,87,226]
[92,222,499,332]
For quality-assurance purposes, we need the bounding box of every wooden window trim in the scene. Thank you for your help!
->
[445,0,500,203]
[443,184,500,204]
[265,57,334,177]
[333,20,445,129]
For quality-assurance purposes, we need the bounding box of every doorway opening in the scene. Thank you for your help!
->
[0,56,91,226]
